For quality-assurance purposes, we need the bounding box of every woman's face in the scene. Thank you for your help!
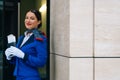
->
[24,11,40,30]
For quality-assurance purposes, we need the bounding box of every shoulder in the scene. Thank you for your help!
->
[35,31,47,42]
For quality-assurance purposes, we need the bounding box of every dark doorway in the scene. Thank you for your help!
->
[0,0,19,80]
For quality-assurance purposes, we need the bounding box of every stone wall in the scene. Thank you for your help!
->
[50,0,120,80]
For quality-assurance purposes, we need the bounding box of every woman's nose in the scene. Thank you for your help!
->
[26,19,30,22]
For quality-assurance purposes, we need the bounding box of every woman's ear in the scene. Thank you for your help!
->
[38,21,41,25]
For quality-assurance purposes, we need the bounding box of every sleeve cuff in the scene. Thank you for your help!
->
[23,54,29,61]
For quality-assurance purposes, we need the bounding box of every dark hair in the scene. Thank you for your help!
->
[29,9,42,28]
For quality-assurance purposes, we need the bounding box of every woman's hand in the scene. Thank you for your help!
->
[5,47,14,60]
[5,46,25,59]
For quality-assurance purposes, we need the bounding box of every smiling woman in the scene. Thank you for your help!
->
[5,9,48,80]
[25,10,41,30]
[20,0,50,80]
[0,0,49,80]
[0,0,50,80]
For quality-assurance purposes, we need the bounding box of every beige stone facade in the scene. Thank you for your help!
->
[50,0,120,80]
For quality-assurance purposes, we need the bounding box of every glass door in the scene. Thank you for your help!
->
[0,0,20,80]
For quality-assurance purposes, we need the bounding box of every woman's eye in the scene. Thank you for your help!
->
[30,17,35,20]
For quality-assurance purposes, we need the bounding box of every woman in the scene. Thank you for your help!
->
[5,9,47,80]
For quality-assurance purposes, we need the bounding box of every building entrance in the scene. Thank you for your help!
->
[0,0,49,80]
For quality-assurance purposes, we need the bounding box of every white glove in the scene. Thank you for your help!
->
[5,48,14,60]
[8,46,25,59]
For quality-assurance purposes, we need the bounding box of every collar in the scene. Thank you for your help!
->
[24,31,33,36]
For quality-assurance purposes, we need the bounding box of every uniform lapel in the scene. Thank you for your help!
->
[18,34,34,48]
[17,36,24,48]
[23,34,34,46]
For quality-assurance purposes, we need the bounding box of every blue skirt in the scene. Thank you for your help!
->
[16,76,40,80]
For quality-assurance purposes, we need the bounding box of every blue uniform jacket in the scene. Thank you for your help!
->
[10,32,47,79]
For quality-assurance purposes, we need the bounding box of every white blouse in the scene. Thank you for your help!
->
[20,32,33,47]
